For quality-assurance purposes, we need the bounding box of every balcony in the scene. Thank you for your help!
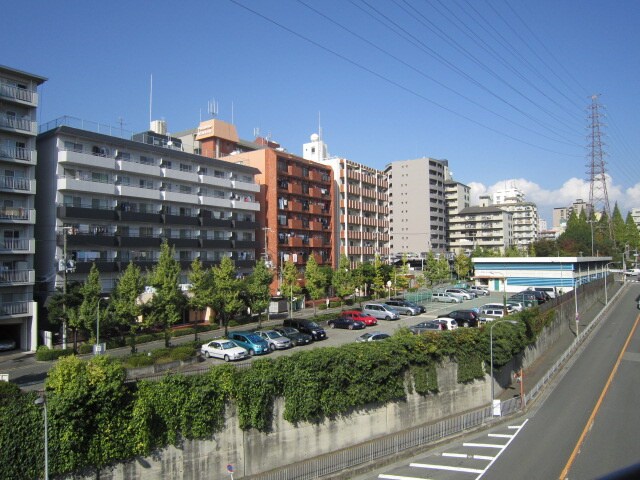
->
[162,214,199,226]
[58,176,115,195]
[200,216,232,228]
[200,195,231,208]
[0,175,34,194]
[0,238,35,254]
[0,82,37,106]
[118,235,162,248]
[201,238,232,249]
[289,236,304,247]
[231,179,260,193]
[59,150,116,170]
[230,199,260,211]
[289,183,302,195]
[117,158,162,177]
[161,189,198,204]
[64,232,118,248]
[309,237,328,248]
[0,114,37,135]
[232,240,256,249]
[200,174,232,188]
[74,261,119,274]
[161,167,198,183]
[0,145,35,164]
[288,165,303,177]
[235,259,255,269]
[166,237,199,249]
[0,207,34,223]
[118,210,162,223]
[232,219,258,229]
[288,218,304,229]
[0,300,31,318]
[116,184,161,200]
[58,204,118,222]
[0,269,34,286]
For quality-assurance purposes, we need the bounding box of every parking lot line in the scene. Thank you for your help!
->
[379,475,432,480]
[410,463,484,474]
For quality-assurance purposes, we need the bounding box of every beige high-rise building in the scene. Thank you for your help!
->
[385,157,448,259]
[449,206,513,254]
[0,65,46,352]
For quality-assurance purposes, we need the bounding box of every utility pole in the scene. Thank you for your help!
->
[262,227,271,263]
[62,227,68,349]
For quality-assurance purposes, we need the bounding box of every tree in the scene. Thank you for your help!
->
[531,239,557,257]
[332,254,354,306]
[245,259,273,328]
[372,255,387,298]
[281,260,303,317]
[45,281,83,349]
[304,255,326,315]
[394,255,411,293]
[625,212,640,252]
[111,262,144,353]
[211,256,245,335]
[147,241,185,347]
[454,253,473,279]
[434,255,451,284]
[611,203,626,248]
[77,264,102,350]
[188,258,213,340]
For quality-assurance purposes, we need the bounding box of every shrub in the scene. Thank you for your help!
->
[35,345,74,361]
[77,344,93,354]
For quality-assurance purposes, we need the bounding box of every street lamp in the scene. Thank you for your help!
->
[96,296,109,355]
[489,320,519,416]
[34,396,48,480]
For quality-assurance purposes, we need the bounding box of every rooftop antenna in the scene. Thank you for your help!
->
[318,111,322,141]
[117,117,127,137]
[231,101,235,125]
[208,99,218,118]
[253,127,260,138]
[149,74,153,125]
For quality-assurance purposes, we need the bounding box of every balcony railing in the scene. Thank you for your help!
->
[0,301,30,317]
[0,146,35,163]
[0,269,34,285]
[1,238,31,252]
[0,82,37,104]
[0,175,31,191]
[0,207,33,221]
[0,115,37,134]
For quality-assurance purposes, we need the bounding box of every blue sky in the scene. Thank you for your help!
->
[4,0,639,224]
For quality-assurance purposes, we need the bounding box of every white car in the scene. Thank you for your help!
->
[468,285,490,296]
[201,339,248,362]
[507,301,524,312]
[432,292,462,303]
[445,288,472,300]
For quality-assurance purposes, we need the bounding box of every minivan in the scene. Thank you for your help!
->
[362,303,400,321]
[527,287,557,299]
[227,331,270,356]
[384,300,420,316]
[432,292,462,303]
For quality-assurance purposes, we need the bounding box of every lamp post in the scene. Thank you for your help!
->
[96,296,109,355]
[34,396,48,480]
[489,320,519,416]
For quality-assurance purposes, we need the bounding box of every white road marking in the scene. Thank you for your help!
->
[462,442,503,448]
[488,433,513,438]
[378,475,432,480]
[410,463,484,474]
[476,418,529,479]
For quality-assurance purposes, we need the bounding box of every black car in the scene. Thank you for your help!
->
[274,327,313,347]
[327,317,366,330]
[390,298,426,313]
[282,318,327,341]
[437,309,480,327]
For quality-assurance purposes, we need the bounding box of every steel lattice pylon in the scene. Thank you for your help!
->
[587,94,613,240]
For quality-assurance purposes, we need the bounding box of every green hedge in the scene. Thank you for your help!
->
[34,346,74,361]
[2,307,556,479]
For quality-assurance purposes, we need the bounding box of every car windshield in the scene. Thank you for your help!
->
[307,322,320,328]
[360,333,373,340]
[246,334,263,343]
[283,328,298,334]
[267,331,282,338]
[220,341,236,350]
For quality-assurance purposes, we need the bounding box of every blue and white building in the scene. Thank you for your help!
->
[472,256,614,294]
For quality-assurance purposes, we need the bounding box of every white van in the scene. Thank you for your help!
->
[527,287,557,299]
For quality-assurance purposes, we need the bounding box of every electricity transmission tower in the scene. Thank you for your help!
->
[586,94,613,240]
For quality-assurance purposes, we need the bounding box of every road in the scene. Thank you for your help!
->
[0,292,502,390]
[355,284,640,480]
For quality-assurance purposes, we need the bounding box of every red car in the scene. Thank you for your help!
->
[341,310,378,326]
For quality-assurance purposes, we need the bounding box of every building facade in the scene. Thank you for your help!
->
[220,143,335,292]
[0,65,46,352]
[35,119,261,307]
[449,206,513,255]
[485,187,539,250]
[303,134,389,267]
[385,157,448,260]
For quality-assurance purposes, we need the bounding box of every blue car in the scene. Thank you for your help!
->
[227,331,270,356]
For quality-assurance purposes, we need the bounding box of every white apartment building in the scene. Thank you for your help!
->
[631,208,640,232]
[0,65,46,352]
[484,187,538,250]
[449,206,513,255]
[35,119,261,307]
[385,157,448,259]
[303,134,389,266]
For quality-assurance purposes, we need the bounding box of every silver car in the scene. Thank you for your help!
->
[362,303,400,321]
[255,330,292,351]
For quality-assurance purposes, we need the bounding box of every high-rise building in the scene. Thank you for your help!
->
[303,134,389,267]
[0,65,46,352]
[449,206,513,254]
[385,157,448,260]
[35,118,261,313]
[486,187,539,250]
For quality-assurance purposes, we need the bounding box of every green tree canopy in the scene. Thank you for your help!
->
[211,256,245,335]
[332,254,354,306]
[304,255,326,315]
[111,261,145,353]
[245,259,274,327]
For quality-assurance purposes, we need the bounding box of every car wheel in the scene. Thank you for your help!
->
[384,315,390,321]
[348,324,354,330]
[463,321,469,327]
[224,355,230,362]
[204,351,210,358]
[330,322,335,328]
[248,349,255,356]
[269,343,276,352]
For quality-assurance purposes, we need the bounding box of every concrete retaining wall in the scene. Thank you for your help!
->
[84,279,619,480]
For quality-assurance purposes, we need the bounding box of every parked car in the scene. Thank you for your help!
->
[390,298,426,313]
[432,291,462,303]
[508,292,538,306]
[341,310,378,326]
[480,308,505,319]
[436,318,458,330]
[201,339,248,362]
[0,339,17,351]
[458,288,477,298]
[527,286,557,299]
[356,331,391,342]
[282,318,327,341]
[437,309,480,327]
[506,301,524,312]
[517,289,549,304]
[274,326,313,346]
[254,330,292,351]
[468,285,490,296]
[327,317,366,330]
[227,331,270,356]
[481,303,515,313]
[445,288,472,300]
[409,320,445,334]
[362,303,400,321]
[384,299,420,316]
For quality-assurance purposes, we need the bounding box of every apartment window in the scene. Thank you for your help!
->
[278,215,287,226]
[179,185,192,194]
[162,160,172,169]
[199,167,208,175]
[64,141,83,152]
[118,175,130,186]
[242,232,253,241]
[241,175,252,183]
[214,170,225,178]
[63,195,82,207]
[91,172,109,183]
[179,207,192,216]
[139,227,153,237]
[139,179,154,189]
[179,251,191,261]
[140,155,155,166]
[180,163,192,172]
[115,151,131,160]
[302,166,309,177]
